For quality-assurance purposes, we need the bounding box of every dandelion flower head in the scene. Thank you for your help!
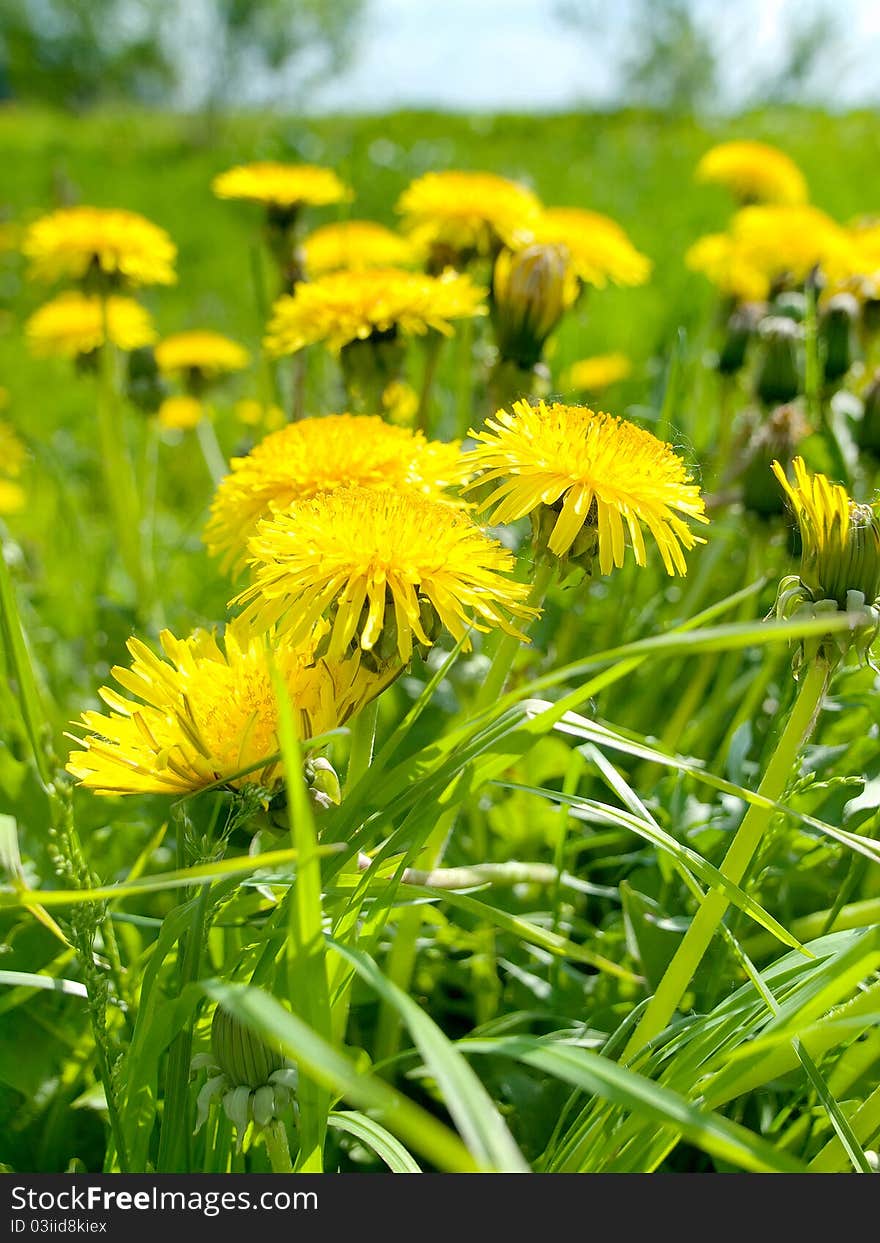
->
[66,620,384,796]
[212,162,351,211]
[155,330,250,378]
[25,292,156,359]
[563,353,632,394]
[264,266,486,356]
[396,170,541,261]
[696,141,808,206]
[510,207,651,288]
[205,414,466,573]
[22,206,176,287]
[302,220,417,276]
[466,400,707,576]
[235,487,535,666]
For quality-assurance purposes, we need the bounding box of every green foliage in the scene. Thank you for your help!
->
[0,106,878,1175]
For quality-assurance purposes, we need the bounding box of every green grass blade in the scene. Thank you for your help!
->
[329,938,529,1172]
[328,1111,421,1172]
[271,661,332,1172]
[462,1035,806,1173]
[203,980,479,1172]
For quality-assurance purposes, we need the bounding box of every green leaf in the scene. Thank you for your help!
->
[461,1035,806,1173]
[328,939,528,1172]
[328,1111,421,1173]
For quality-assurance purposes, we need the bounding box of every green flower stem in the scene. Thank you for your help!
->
[263,1120,293,1173]
[0,527,53,785]
[195,415,227,486]
[415,331,445,434]
[249,242,282,409]
[454,316,475,439]
[96,298,148,611]
[622,656,831,1061]
[346,699,379,794]
[473,559,555,711]
[157,869,212,1172]
[292,350,307,421]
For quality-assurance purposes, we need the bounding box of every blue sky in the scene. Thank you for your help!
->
[301,0,880,113]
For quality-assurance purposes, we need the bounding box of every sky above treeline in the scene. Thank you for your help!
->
[198,0,880,113]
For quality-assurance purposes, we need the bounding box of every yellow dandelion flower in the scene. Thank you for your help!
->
[820,217,880,299]
[22,206,176,287]
[382,379,419,425]
[25,291,156,359]
[0,479,25,514]
[234,398,286,430]
[396,170,542,262]
[685,232,768,302]
[264,267,486,357]
[205,414,466,573]
[696,141,808,206]
[0,421,26,478]
[235,487,535,666]
[687,206,852,301]
[510,207,651,289]
[158,395,206,431]
[563,353,632,393]
[155,330,250,378]
[212,162,351,211]
[302,220,417,276]
[773,457,880,609]
[465,400,707,576]
[66,620,387,797]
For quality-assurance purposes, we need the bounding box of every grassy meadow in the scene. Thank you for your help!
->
[1,105,880,1175]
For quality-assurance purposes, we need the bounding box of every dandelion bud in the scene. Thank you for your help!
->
[718,301,764,375]
[194,1007,298,1142]
[855,370,880,456]
[821,292,860,383]
[755,315,802,405]
[305,756,341,809]
[492,244,572,370]
[126,346,165,414]
[741,403,809,517]
[212,1007,286,1089]
[771,291,807,323]
[773,456,880,667]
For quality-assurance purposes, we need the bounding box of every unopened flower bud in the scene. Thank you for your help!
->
[718,301,764,375]
[126,346,166,414]
[305,756,342,810]
[492,244,573,369]
[855,369,880,456]
[773,456,880,668]
[821,292,860,383]
[211,1007,287,1089]
[755,315,802,405]
[771,291,807,323]
[740,403,809,517]
[194,1006,298,1143]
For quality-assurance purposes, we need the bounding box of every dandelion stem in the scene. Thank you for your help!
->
[622,656,830,1060]
[96,297,148,612]
[196,414,227,486]
[474,559,555,710]
[292,351,307,421]
[416,331,444,434]
[263,1120,294,1174]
